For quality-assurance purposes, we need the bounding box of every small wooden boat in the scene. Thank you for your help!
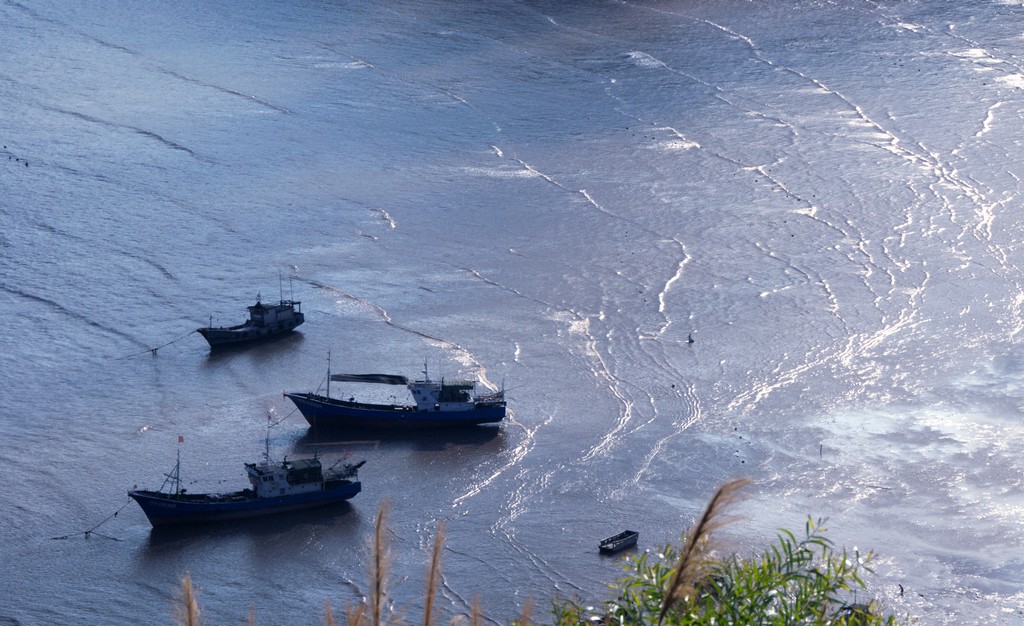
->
[599,530,639,554]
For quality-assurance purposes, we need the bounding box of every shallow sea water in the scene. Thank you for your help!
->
[3,1,1024,623]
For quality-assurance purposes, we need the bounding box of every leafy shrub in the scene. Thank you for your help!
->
[175,481,903,625]
[549,480,899,626]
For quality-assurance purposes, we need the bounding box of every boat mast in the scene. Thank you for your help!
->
[174,445,181,495]
[327,351,331,399]
[264,413,271,465]
[161,440,183,496]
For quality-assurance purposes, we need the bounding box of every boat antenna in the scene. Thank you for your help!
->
[422,358,429,382]
[174,443,181,496]
[264,412,272,464]
[327,351,332,399]
[262,410,291,465]
[278,270,285,303]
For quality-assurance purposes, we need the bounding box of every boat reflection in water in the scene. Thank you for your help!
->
[295,421,505,453]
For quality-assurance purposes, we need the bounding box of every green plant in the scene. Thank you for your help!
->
[554,479,899,626]
[173,481,903,625]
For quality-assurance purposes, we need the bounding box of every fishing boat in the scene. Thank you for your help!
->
[599,530,639,554]
[128,441,363,527]
[284,361,506,430]
[197,293,304,348]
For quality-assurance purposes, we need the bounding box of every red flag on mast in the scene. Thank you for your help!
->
[178,435,184,444]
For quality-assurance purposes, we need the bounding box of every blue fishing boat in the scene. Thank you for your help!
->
[284,362,506,430]
[128,443,363,527]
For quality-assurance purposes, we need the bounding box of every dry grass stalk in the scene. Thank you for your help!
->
[423,521,446,626]
[470,595,482,626]
[371,500,393,626]
[657,477,751,624]
[176,572,202,626]
[324,597,335,626]
[346,601,367,626]
[517,596,534,625]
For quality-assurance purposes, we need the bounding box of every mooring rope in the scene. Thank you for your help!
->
[116,329,197,359]
[50,498,134,541]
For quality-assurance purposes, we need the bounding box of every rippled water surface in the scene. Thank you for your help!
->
[3,1,1024,624]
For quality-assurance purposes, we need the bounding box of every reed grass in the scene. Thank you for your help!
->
[657,477,751,623]
[423,521,445,626]
[469,595,482,626]
[175,572,201,626]
[515,596,534,626]
[345,600,367,626]
[371,499,392,626]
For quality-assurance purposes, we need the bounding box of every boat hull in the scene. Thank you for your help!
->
[128,479,359,526]
[599,530,639,554]
[197,314,304,348]
[285,392,506,429]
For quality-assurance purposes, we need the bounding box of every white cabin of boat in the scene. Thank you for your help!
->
[246,457,324,498]
[328,366,505,413]
[409,379,479,411]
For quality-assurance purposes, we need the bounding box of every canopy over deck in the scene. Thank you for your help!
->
[330,373,409,385]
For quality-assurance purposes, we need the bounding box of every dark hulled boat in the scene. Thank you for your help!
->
[599,530,639,554]
[197,295,304,348]
[284,363,506,430]
[128,446,363,527]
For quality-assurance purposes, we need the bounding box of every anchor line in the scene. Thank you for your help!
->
[50,497,134,541]
[116,329,197,359]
